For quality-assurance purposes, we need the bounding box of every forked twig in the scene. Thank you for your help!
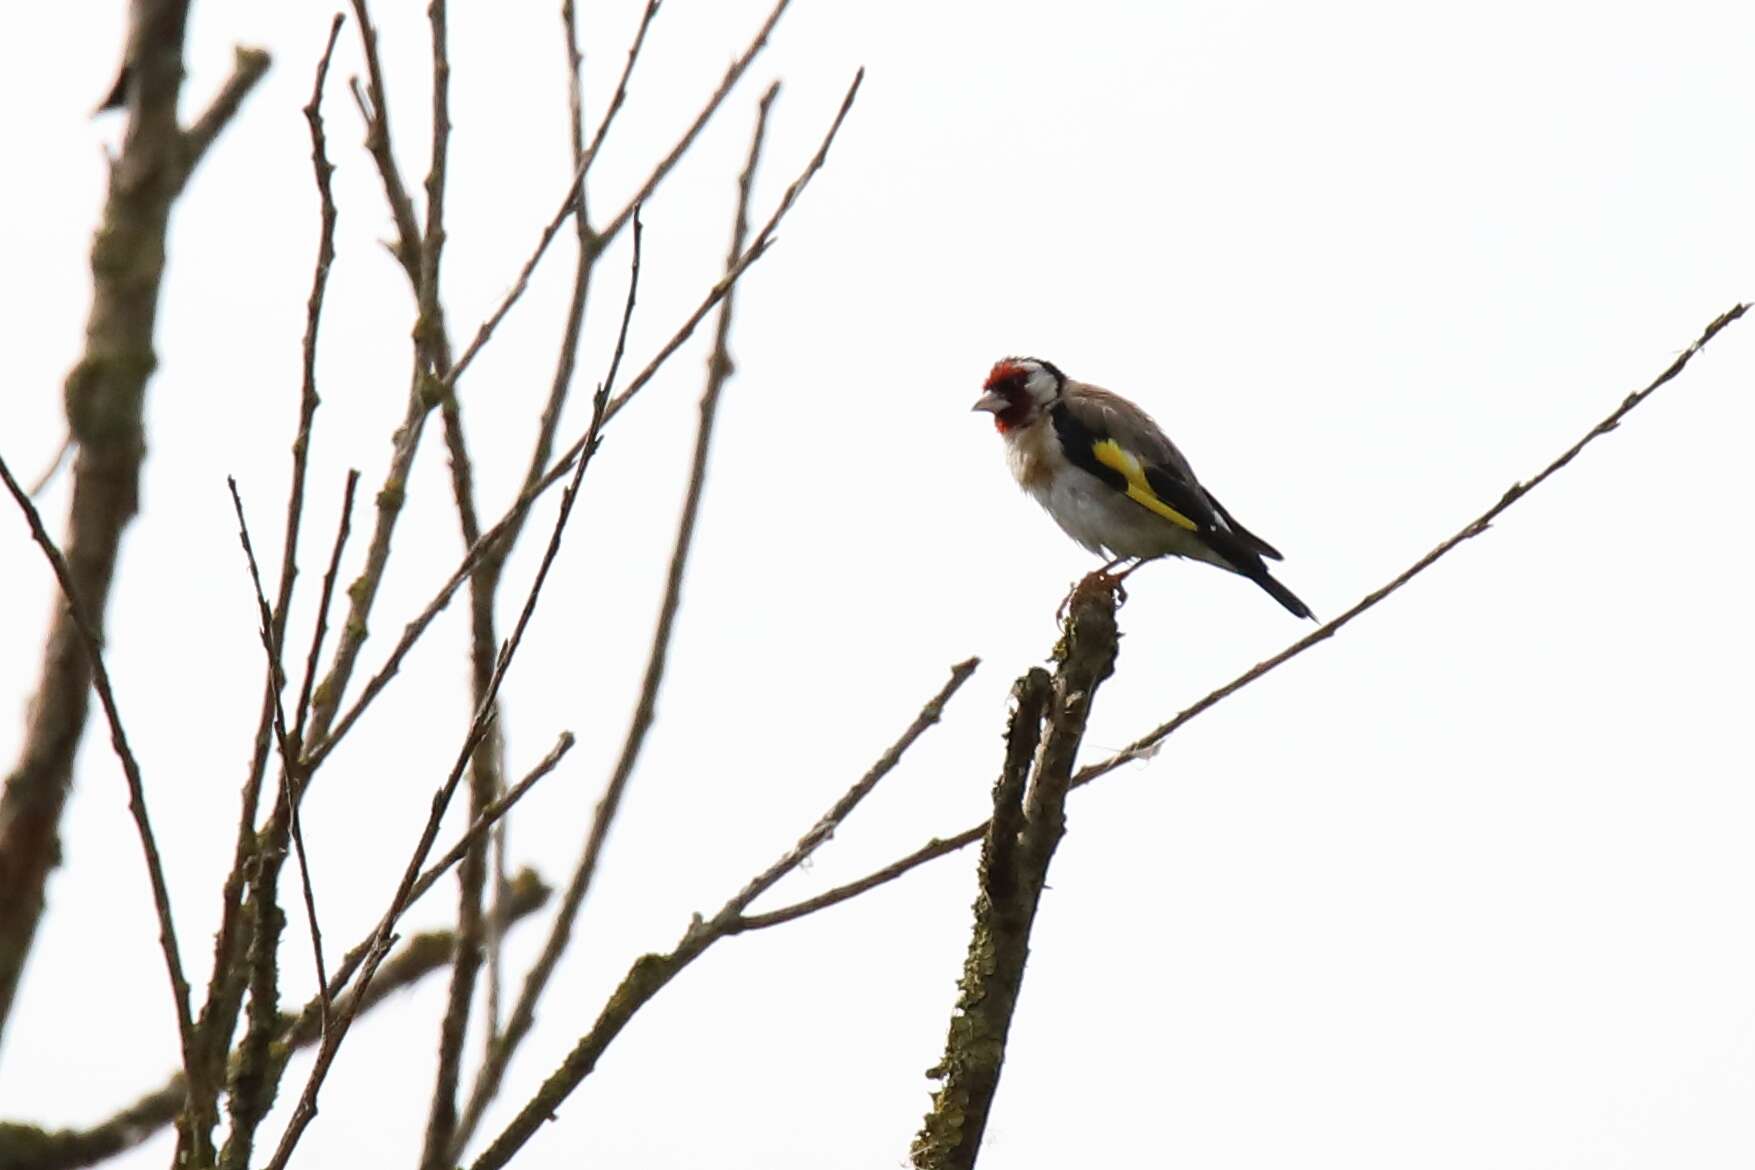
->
[443,0,788,389]
[240,733,575,1058]
[291,470,361,754]
[284,733,575,1044]
[226,479,332,1032]
[468,660,979,1170]
[187,22,346,1157]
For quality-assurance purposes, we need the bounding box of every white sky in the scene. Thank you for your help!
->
[3,2,1755,1168]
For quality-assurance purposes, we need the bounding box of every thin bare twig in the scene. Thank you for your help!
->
[338,19,506,1157]
[305,75,864,769]
[282,12,347,762]
[594,0,790,249]
[500,0,667,534]
[337,25,505,1157]
[345,0,419,271]
[299,0,449,756]
[451,83,781,1155]
[197,470,356,1139]
[264,214,646,1170]
[185,23,343,1158]
[468,659,979,1170]
[414,735,574,904]
[292,470,361,752]
[304,733,575,1021]
[226,480,331,1032]
[733,302,1753,933]
[602,67,863,424]
[0,453,198,1107]
[180,46,273,174]
[412,1,507,1162]
[442,0,782,389]
[1074,304,1751,785]
[476,0,623,1056]
[578,0,662,179]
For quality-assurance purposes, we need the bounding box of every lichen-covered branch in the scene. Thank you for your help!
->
[912,580,1120,1170]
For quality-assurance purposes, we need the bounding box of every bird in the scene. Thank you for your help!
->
[973,357,1313,619]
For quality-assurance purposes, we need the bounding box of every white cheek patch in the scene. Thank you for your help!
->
[1025,368,1059,405]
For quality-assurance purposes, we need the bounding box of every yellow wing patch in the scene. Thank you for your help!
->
[1090,439,1199,531]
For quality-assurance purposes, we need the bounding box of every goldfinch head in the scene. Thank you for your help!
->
[973,357,1065,432]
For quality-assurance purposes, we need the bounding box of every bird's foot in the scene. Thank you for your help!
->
[1060,561,1135,620]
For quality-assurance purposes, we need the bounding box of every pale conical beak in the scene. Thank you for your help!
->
[971,391,1007,414]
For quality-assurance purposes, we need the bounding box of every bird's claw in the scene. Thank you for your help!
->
[1058,564,1130,622]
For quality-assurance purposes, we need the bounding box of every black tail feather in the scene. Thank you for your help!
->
[1203,528,1314,620]
[1249,566,1314,621]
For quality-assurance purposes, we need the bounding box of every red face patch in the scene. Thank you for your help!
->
[981,363,1034,433]
[985,360,1026,390]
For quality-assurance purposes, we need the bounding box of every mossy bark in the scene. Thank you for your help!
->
[912,577,1120,1170]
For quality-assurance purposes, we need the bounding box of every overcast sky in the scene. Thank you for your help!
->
[4,2,1755,1168]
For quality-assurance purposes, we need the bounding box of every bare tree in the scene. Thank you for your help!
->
[0,4,1746,1170]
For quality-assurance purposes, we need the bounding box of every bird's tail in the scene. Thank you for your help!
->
[1206,530,1315,620]
[1249,567,1314,621]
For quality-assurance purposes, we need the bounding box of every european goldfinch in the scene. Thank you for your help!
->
[974,357,1313,619]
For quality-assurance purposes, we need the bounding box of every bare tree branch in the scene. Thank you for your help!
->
[1073,302,1751,785]
[593,0,790,249]
[408,3,511,1163]
[468,659,979,1170]
[299,0,450,755]
[181,46,273,173]
[451,81,782,1156]
[0,0,265,1058]
[912,584,1120,1169]
[474,0,614,1057]
[292,471,361,753]
[600,67,863,423]
[345,0,419,272]
[226,480,331,1032]
[0,454,199,1132]
[577,0,663,181]
[183,25,344,1157]
[499,0,666,538]
[281,11,348,774]
[302,732,575,1027]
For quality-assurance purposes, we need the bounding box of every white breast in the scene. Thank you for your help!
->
[1000,417,1223,564]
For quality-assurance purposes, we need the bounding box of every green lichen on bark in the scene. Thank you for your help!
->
[912,581,1119,1170]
